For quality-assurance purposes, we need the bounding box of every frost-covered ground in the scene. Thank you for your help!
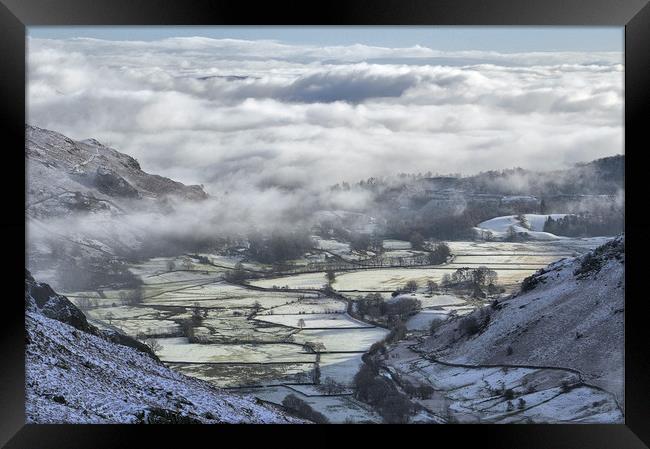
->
[382,341,622,423]
[337,267,539,291]
[480,214,569,233]
[382,239,412,250]
[258,297,346,315]
[168,362,314,387]
[155,338,315,363]
[244,385,381,423]
[249,267,540,292]
[293,327,389,352]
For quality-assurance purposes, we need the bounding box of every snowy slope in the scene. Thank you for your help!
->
[25,274,303,424]
[421,236,624,404]
[476,214,569,240]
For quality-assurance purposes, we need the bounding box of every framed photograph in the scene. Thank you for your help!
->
[1,0,649,447]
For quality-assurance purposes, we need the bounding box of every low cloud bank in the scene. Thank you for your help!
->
[28,36,623,195]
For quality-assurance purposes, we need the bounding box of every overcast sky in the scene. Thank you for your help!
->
[27,27,623,194]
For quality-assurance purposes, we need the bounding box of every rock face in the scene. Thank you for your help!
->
[87,166,141,199]
[421,236,625,405]
[25,271,303,424]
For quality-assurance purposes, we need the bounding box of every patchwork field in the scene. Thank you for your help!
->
[65,236,607,422]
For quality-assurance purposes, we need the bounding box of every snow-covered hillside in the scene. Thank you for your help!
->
[370,237,624,423]
[421,235,624,405]
[476,214,570,240]
[25,272,303,424]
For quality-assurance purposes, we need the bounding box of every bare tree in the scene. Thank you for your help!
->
[405,280,418,292]
[144,338,163,354]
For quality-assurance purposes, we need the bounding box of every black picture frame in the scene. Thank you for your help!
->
[1,0,648,447]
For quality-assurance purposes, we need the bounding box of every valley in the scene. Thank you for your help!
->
[56,234,611,423]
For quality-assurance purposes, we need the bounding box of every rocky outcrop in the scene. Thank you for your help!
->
[25,269,96,334]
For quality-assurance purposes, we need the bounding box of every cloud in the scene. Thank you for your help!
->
[27,36,623,198]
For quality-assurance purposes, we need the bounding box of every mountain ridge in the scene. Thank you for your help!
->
[26,124,207,219]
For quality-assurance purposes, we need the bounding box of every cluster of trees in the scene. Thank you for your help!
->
[401,380,435,400]
[137,233,219,260]
[428,242,452,264]
[409,232,426,250]
[543,212,623,237]
[385,321,408,344]
[356,293,421,322]
[177,302,209,343]
[314,219,353,241]
[352,358,417,423]
[385,202,499,242]
[461,155,623,196]
[247,230,314,264]
[141,337,162,354]
[442,266,498,289]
